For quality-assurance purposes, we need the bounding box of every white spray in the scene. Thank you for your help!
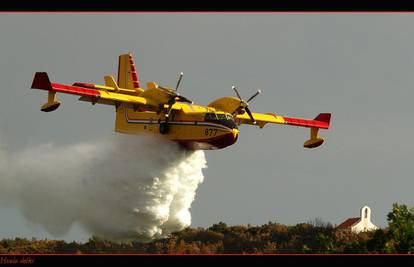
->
[0,134,206,242]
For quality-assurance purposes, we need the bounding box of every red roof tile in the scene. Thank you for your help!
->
[336,217,360,229]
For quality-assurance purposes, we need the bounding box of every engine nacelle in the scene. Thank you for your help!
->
[207,96,241,114]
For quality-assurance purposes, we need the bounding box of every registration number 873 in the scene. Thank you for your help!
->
[204,128,218,137]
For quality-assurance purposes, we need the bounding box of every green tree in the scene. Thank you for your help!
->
[387,203,414,253]
[315,233,335,253]
[366,229,387,253]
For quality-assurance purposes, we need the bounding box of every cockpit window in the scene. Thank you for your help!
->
[204,113,217,120]
[204,113,237,129]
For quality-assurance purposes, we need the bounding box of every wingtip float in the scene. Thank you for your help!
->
[31,53,331,150]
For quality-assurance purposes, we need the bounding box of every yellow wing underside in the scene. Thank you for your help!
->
[98,91,148,105]
[235,112,286,128]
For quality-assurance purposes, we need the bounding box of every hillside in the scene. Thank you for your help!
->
[0,203,412,254]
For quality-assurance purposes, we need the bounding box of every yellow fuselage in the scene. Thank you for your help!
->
[115,103,239,150]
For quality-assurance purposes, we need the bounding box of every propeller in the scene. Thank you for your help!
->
[162,72,193,121]
[232,85,261,124]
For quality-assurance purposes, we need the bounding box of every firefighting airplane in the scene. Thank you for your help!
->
[30,53,331,150]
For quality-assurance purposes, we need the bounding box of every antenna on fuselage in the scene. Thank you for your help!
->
[164,72,192,121]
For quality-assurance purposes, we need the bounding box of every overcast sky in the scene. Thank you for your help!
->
[0,13,413,242]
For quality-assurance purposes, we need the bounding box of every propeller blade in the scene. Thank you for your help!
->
[232,85,243,100]
[175,72,183,92]
[247,89,261,103]
[245,107,256,124]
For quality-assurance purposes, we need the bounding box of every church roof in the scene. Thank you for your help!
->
[336,217,360,229]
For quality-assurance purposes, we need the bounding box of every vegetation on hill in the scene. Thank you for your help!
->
[0,203,412,254]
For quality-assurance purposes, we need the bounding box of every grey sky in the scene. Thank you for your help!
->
[0,14,413,242]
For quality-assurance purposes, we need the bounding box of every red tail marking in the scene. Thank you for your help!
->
[72,82,96,89]
[31,72,53,90]
[129,55,140,88]
[283,113,331,129]
[314,113,331,124]
[51,83,101,97]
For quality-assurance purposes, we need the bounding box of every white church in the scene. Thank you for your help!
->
[336,205,379,233]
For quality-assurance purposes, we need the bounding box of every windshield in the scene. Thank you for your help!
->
[204,113,237,129]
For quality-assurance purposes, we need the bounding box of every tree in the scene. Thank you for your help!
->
[208,222,228,233]
[315,233,335,253]
[366,229,387,253]
[387,203,414,253]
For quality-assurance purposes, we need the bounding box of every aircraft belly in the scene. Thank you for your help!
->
[168,124,237,150]
[117,117,237,150]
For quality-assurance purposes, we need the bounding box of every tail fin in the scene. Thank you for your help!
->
[31,72,53,91]
[117,53,140,89]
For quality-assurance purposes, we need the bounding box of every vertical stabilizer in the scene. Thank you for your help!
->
[117,53,140,89]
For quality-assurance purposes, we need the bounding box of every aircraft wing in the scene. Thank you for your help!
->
[31,72,148,110]
[236,112,331,148]
[235,112,285,128]
[235,112,330,129]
